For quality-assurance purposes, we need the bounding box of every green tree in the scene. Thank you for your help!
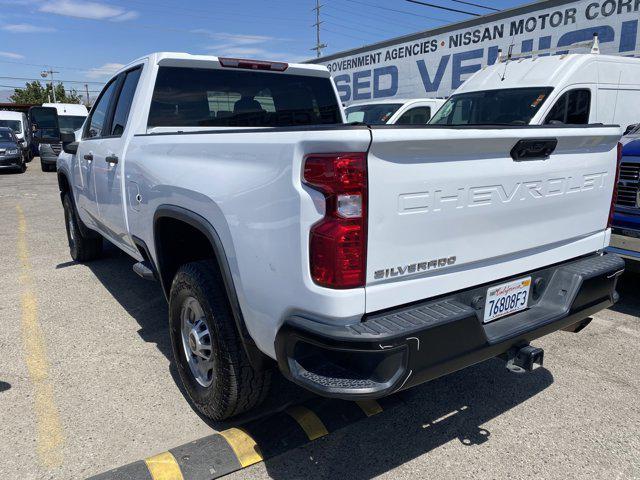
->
[10,81,82,104]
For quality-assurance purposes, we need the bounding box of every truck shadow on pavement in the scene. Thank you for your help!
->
[79,242,313,427]
[261,363,554,480]
[81,243,555,478]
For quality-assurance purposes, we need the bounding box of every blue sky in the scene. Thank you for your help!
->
[0,0,528,100]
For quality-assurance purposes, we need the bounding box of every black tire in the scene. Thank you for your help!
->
[62,193,102,262]
[169,260,271,420]
[18,157,26,174]
[41,161,54,172]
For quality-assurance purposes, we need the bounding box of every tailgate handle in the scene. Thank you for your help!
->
[510,138,557,161]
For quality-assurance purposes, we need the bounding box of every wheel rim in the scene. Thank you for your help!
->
[180,296,214,387]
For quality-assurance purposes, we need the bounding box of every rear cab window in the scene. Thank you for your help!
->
[148,66,342,129]
[429,87,553,125]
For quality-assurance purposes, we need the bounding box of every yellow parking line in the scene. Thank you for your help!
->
[356,400,383,417]
[219,427,263,467]
[16,205,64,468]
[286,405,329,440]
[145,451,184,480]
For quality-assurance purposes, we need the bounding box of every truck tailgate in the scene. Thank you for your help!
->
[365,126,621,312]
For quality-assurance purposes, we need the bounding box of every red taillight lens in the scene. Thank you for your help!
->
[608,142,622,228]
[303,153,367,289]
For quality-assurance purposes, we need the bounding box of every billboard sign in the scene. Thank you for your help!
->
[314,0,640,103]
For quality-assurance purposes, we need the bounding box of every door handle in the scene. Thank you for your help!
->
[105,155,119,164]
[83,153,93,161]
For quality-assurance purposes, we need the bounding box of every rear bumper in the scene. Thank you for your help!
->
[0,155,23,168]
[275,253,624,399]
[607,232,640,261]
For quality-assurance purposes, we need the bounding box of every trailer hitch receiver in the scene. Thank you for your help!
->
[505,345,544,374]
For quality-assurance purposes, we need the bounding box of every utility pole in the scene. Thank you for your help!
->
[311,0,327,58]
[40,68,60,103]
[85,84,90,106]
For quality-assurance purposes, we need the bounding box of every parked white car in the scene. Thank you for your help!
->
[345,98,445,125]
[38,103,88,172]
[430,53,640,131]
[0,110,31,162]
[33,52,624,421]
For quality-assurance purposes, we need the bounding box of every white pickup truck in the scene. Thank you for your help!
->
[31,52,625,421]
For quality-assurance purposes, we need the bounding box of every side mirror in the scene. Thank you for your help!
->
[29,106,61,144]
[624,124,638,136]
[61,132,78,154]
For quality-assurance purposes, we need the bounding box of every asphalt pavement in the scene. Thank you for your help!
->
[1,163,638,480]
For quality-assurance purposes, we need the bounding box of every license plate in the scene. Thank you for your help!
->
[483,277,531,323]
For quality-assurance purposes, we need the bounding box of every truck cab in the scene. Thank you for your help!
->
[608,140,640,267]
[430,53,640,131]
[38,103,88,172]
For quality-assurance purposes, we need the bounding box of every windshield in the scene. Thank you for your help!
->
[58,115,86,132]
[0,119,22,134]
[429,88,553,126]
[345,103,403,124]
[0,130,15,142]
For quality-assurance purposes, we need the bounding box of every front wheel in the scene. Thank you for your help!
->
[169,260,271,420]
[62,194,102,262]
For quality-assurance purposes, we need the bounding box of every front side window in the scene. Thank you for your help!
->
[429,88,553,125]
[0,120,22,133]
[85,79,118,139]
[345,103,402,124]
[148,66,342,128]
[544,89,591,125]
[111,67,143,136]
[396,106,432,125]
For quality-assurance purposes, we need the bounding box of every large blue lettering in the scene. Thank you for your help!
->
[373,65,398,98]
[620,20,638,52]
[556,26,615,54]
[353,70,371,101]
[416,56,449,93]
[334,74,351,102]
[451,49,483,89]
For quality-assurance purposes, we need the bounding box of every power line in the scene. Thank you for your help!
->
[450,0,500,12]
[323,12,406,36]
[0,76,105,85]
[343,0,449,22]
[325,3,429,30]
[323,27,372,43]
[405,0,481,16]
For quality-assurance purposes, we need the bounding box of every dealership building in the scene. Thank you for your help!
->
[312,0,640,103]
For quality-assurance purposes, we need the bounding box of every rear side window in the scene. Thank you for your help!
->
[545,89,591,125]
[110,67,142,136]
[396,106,432,125]
[148,66,342,128]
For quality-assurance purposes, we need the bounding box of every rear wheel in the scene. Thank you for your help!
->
[41,161,55,172]
[62,193,102,262]
[169,260,271,420]
[17,156,26,173]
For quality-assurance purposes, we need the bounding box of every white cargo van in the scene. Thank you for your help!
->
[0,110,31,161]
[345,98,445,125]
[39,103,88,171]
[430,53,640,132]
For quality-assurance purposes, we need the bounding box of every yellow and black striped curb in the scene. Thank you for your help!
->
[89,396,398,480]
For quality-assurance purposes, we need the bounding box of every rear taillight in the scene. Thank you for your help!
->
[303,153,368,289]
[218,57,288,71]
[608,142,622,228]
